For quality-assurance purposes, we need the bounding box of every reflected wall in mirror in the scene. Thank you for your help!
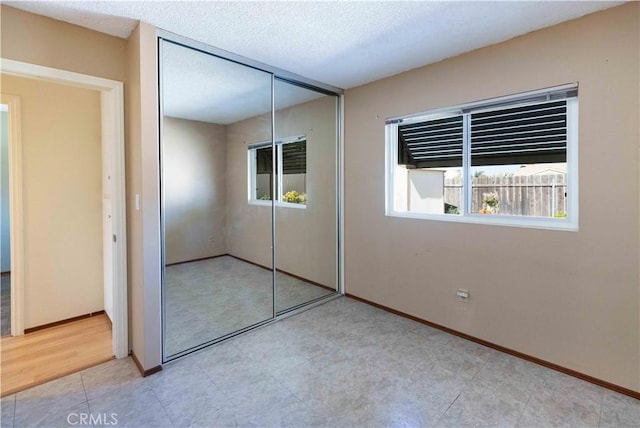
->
[161,40,273,358]
[273,80,338,313]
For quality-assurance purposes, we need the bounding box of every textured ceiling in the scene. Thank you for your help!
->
[5,1,624,90]
[162,40,325,124]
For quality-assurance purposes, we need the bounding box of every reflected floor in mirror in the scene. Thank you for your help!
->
[164,256,334,357]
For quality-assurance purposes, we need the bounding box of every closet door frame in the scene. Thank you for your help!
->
[157,30,344,363]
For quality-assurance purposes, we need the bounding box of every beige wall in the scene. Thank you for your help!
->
[126,22,162,370]
[226,113,272,267]
[126,22,144,364]
[1,74,103,328]
[226,95,338,288]
[344,2,639,392]
[274,95,338,288]
[163,117,227,264]
[0,6,127,82]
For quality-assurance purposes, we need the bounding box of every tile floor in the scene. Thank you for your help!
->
[165,256,334,356]
[2,297,638,427]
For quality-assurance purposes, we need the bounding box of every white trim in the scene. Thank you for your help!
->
[248,148,257,202]
[1,94,25,336]
[384,124,393,216]
[566,98,579,227]
[1,59,125,94]
[0,58,128,359]
[277,143,284,204]
[462,113,471,215]
[248,134,305,149]
[387,82,578,124]
[278,201,306,209]
[387,210,578,231]
[249,200,307,209]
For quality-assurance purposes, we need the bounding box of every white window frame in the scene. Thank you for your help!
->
[385,84,579,231]
[248,135,307,209]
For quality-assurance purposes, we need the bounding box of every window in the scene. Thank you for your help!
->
[249,136,307,207]
[386,85,578,230]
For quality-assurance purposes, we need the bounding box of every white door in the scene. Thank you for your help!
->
[103,195,113,321]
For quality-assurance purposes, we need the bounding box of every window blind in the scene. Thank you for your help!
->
[397,115,463,168]
[282,141,306,174]
[397,99,569,168]
[255,141,306,175]
[470,100,567,166]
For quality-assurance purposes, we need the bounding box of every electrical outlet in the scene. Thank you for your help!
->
[457,289,470,302]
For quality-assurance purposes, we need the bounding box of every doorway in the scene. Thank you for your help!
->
[0,59,127,359]
[0,80,117,396]
[1,103,10,336]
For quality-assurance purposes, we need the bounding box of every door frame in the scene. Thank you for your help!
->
[1,93,23,337]
[0,58,128,359]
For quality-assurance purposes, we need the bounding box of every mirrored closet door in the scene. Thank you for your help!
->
[160,38,340,361]
[273,79,338,313]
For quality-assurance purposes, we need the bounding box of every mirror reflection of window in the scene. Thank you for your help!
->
[273,79,338,314]
[249,137,307,206]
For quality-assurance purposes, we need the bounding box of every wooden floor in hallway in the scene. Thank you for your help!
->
[0,313,113,397]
